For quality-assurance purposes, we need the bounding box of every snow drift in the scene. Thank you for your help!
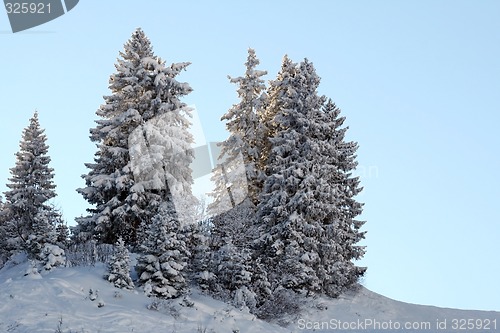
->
[0,255,498,333]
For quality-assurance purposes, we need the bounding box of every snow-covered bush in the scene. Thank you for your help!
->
[255,288,303,321]
[24,260,41,278]
[137,252,187,299]
[212,243,252,292]
[233,286,257,311]
[40,244,66,271]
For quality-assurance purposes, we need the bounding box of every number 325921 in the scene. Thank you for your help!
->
[5,2,52,14]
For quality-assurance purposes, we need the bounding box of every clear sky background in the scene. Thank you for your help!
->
[1,0,499,311]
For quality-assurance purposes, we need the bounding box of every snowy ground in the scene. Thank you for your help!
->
[0,256,498,333]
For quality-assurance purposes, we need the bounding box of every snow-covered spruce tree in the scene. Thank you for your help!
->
[213,241,255,309]
[0,112,60,259]
[210,198,257,250]
[135,199,190,298]
[206,50,268,309]
[28,206,60,258]
[185,220,213,291]
[257,55,295,175]
[315,98,366,297]
[255,58,366,298]
[55,219,70,249]
[105,237,134,290]
[75,28,196,246]
[182,197,217,292]
[209,49,268,215]
[207,199,260,308]
[255,57,322,295]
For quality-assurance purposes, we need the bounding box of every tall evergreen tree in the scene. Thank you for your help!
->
[258,55,295,173]
[209,49,267,215]
[316,98,366,296]
[206,50,269,309]
[256,57,322,294]
[75,28,196,245]
[255,58,366,297]
[0,112,59,257]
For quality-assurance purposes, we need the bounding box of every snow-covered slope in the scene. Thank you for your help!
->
[0,256,498,333]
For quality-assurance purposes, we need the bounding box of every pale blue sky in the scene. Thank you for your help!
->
[1,1,499,311]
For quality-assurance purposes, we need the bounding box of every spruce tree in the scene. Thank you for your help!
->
[105,237,134,290]
[185,220,213,291]
[76,28,196,245]
[207,199,257,305]
[316,98,366,296]
[135,199,190,299]
[55,220,70,249]
[255,58,366,297]
[256,57,322,294]
[209,49,267,215]
[206,50,268,308]
[0,112,59,258]
[214,241,254,307]
[258,55,295,171]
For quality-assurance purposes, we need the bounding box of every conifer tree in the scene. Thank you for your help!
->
[209,49,267,215]
[55,220,70,249]
[256,57,322,294]
[0,112,59,258]
[206,50,268,307]
[316,98,366,296]
[255,58,366,297]
[105,237,134,290]
[258,55,295,171]
[214,241,254,306]
[135,199,190,299]
[207,199,257,306]
[185,221,213,291]
[76,28,196,245]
